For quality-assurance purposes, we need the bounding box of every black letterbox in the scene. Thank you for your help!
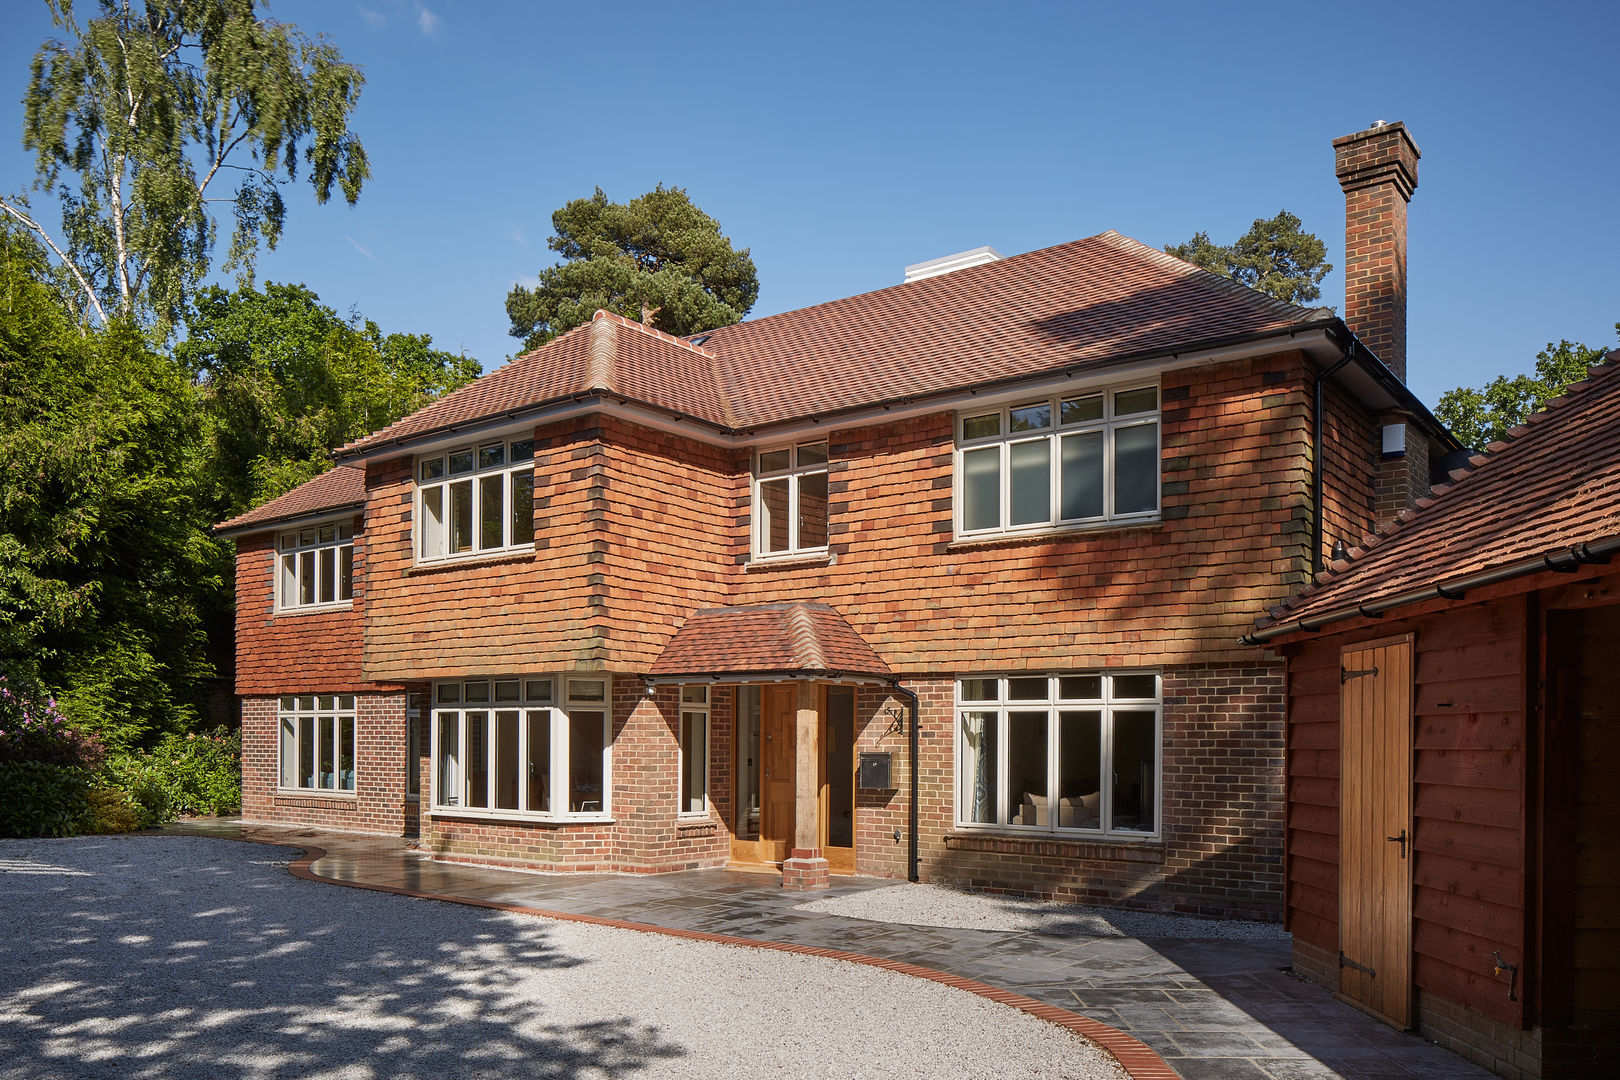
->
[857,751,893,789]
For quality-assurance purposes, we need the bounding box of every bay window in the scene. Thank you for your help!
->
[753,440,829,558]
[417,439,535,562]
[431,675,610,819]
[957,673,1160,838]
[277,523,354,609]
[278,695,357,792]
[956,385,1159,537]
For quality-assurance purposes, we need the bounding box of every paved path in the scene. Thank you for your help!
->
[167,820,1495,1080]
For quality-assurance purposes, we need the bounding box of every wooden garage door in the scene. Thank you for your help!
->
[1339,634,1415,1028]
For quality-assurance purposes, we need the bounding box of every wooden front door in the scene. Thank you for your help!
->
[760,685,797,863]
[1339,634,1415,1027]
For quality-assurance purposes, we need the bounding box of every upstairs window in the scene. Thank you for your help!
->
[754,440,829,558]
[278,523,354,610]
[417,439,535,562]
[956,385,1159,537]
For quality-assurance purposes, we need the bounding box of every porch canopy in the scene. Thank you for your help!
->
[646,601,891,685]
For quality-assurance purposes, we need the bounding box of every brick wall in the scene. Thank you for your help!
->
[1335,122,1419,383]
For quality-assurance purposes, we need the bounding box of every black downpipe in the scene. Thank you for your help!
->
[889,680,921,883]
[1313,349,1354,575]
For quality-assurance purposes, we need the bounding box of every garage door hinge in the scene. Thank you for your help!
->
[1339,952,1376,977]
[1340,666,1379,683]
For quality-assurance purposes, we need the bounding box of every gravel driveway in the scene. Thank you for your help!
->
[0,836,1128,1080]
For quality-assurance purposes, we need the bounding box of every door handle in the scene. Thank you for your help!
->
[1385,829,1407,858]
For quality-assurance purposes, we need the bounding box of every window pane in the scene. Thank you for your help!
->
[318,716,336,789]
[450,480,473,553]
[299,529,315,546]
[962,413,1000,440]
[1060,431,1104,520]
[338,522,353,540]
[494,710,520,810]
[1111,710,1156,832]
[1113,423,1158,515]
[436,683,460,704]
[494,680,521,702]
[479,474,504,550]
[478,443,505,469]
[681,686,708,705]
[958,678,998,703]
[960,711,999,824]
[464,681,490,703]
[280,695,295,711]
[759,477,790,553]
[796,441,828,467]
[681,710,707,814]
[1057,710,1102,829]
[569,710,606,813]
[569,679,605,702]
[448,449,475,475]
[962,446,1000,532]
[526,710,550,812]
[420,457,445,481]
[511,470,535,546]
[757,449,790,472]
[1115,387,1158,417]
[318,525,336,544]
[280,718,297,788]
[1061,394,1104,425]
[465,711,489,808]
[280,534,295,551]
[1008,439,1050,526]
[281,554,297,607]
[525,679,553,703]
[735,687,760,840]
[1007,677,1047,701]
[1112,673,1158,700]
[318,547,336,603]
[338,545,353,600]
[436,713,460,806]
[339,716,355,791]
[421,485,444,559]
[338,694,354,710]
[1009,401,1051,432]
[798,471,829,548]
[1058,675,1102,701]
[510,440,534,462]
[1008,711,1049,827]
[298,551,315,605]
[299,716,315,788]
[407,709,420,797]
[298,695,316,711]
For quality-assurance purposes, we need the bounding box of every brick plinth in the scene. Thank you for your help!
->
[781,848,831,890]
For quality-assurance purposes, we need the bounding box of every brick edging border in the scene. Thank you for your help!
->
[237,835,1179,1080]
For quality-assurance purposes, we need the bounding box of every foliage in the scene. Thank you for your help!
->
[506,185,759,350]
[178,281,480,516]
[101,727,241,823]
[83,783,143,832]
[0,675,105,768]
[5,0,369,333]
[1,220,222,749]
[1165,210,1332,305]
[0,760,92,837]
[1435,326,1617,450]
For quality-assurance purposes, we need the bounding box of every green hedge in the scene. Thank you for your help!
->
[0,761,91,837]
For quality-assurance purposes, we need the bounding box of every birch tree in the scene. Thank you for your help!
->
[3,0,370,334]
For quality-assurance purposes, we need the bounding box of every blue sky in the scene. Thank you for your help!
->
[3,0,1616,409]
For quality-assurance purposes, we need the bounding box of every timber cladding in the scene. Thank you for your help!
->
[1284,596,1529,1028]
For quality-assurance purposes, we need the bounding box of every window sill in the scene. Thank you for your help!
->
[949,517,1161,550]
[276,787,358,800]
[744,550,833,572]
[274,601,355,617]
[408,548,536,575]
[428,807,614,827]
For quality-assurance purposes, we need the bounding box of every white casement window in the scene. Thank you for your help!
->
[430,676,610,820]
[278,695,357,792]
[956,385,1160,537]
[679,686,709,816]
[417,439,536,562]
[277,523,354,609]
[753,439,829,558]
[956,673,1161,839]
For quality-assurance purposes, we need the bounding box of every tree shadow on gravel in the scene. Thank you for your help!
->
[0,836,687,1080]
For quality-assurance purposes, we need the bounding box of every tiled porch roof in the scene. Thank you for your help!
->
[648,602,892,682]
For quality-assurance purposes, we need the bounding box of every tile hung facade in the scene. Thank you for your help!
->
[217,121,1458,916]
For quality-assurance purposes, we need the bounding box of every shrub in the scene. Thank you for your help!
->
[0,676,105,769]
[82,784,143,834]
[101,727,241,822]
[0,760,90,837]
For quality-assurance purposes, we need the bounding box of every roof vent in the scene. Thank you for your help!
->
[903,246,1004,283]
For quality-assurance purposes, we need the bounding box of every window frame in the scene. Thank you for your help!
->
[751,439,831,560]
[415,438,537,564]
[277,694,358,794]
[678,685,711,818]
[275,521,355,612]
[954,383,1161,539]
[428,675,612,822]
[953,672,1162,841]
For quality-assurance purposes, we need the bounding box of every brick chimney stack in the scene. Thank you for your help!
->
[1333,121,1420,383]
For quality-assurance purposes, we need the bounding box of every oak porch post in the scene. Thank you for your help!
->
[782,680,830,890]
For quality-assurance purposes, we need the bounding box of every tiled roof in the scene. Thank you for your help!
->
[337,232,1329,457]
[214,465,366,535]
[648,602,893,680]
[1261,355,1620,628]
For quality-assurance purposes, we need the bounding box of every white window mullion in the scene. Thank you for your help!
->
[552,705,568,819]
[1047,698,1060,837]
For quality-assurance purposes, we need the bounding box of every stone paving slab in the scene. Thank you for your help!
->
[164,821,1497,1080]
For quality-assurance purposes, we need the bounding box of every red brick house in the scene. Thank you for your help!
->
[1244,352,1620,1078]
[217,122,1455,916]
